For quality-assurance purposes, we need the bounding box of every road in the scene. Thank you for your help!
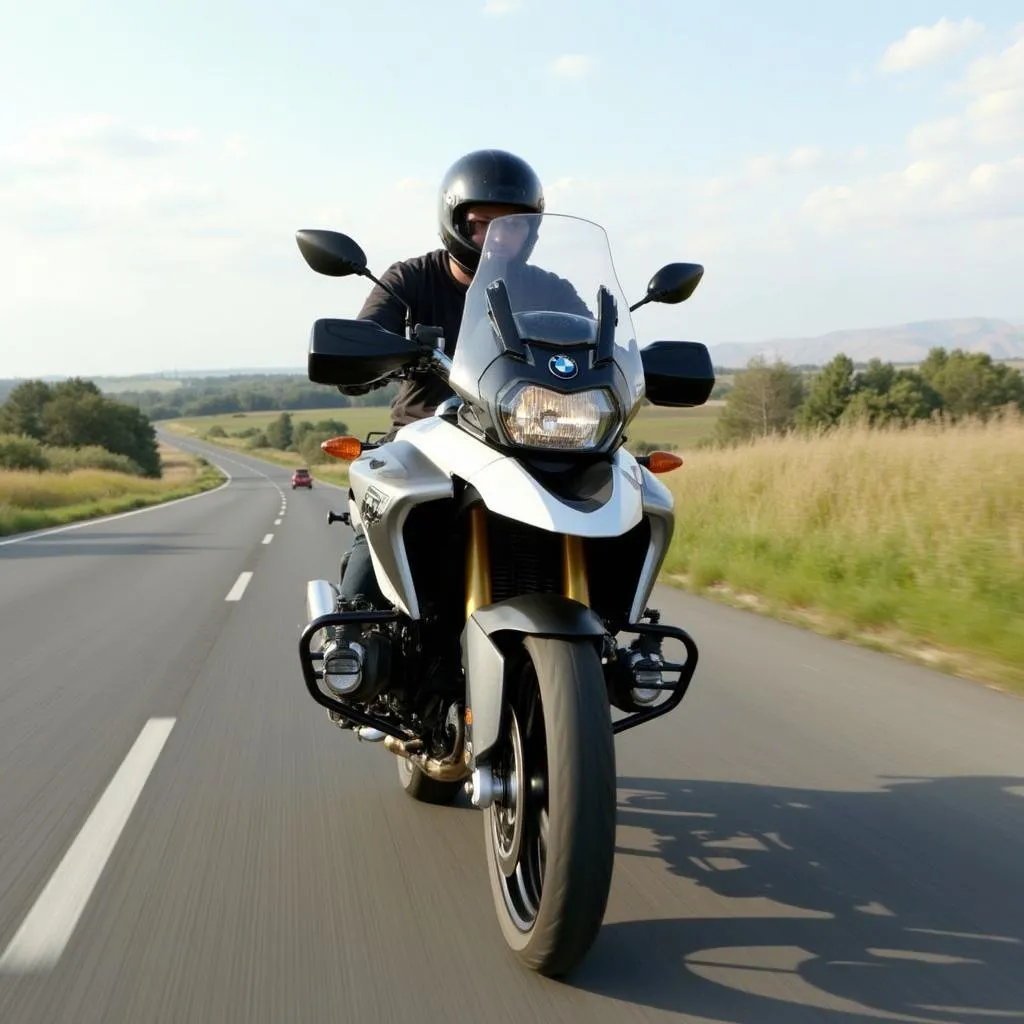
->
[1,435,1022,1024]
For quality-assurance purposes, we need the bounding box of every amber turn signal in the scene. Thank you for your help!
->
[320,435,363,461]
[645,451,684,474]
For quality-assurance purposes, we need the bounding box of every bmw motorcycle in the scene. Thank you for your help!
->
[295,213,713,976]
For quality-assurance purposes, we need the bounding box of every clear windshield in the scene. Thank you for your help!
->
[449,213,645,409]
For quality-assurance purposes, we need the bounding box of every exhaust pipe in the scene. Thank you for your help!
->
[385,735,471,781]
[385,708,471,782]
[306,579,337,623]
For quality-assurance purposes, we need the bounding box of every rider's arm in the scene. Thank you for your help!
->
[357,262,413,334]
[335,263,414,395]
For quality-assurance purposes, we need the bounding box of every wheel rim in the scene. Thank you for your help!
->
[490,679,548,933]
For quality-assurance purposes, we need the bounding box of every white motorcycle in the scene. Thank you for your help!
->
[296,213,713,976]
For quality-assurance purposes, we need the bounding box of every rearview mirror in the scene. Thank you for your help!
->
[295,229,369,278]
[630,263,704,312]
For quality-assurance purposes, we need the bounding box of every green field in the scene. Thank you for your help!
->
[164,405,393,441]
[164,402,723,451]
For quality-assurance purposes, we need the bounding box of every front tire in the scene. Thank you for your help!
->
[396,757,462,805]
[483,636,616,977]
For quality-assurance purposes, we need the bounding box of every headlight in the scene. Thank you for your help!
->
[498,384,618,450]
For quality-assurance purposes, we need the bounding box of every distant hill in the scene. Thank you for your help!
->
[709,318,1024,369]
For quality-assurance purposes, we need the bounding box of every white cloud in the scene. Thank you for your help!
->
[482,0,521,12]
[962,35,1024,144]
[963,33,1024,93]
[801,153,1024,235]
[788,145,826,170]
[903,31,1024,152]
[734,146,835,185]
[907,116,964,152]
[880,17,984,73]
[221,133,253,160]
[0,114,198,176]
[550,54,595,78]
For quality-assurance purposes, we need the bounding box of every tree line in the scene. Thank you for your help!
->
[716,348,1024,443]
[110,376,399,421]
[0,379,161,476]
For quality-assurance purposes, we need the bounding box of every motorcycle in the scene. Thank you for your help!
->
[295,213,714,976]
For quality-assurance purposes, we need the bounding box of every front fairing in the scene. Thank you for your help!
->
[447,214,645,455]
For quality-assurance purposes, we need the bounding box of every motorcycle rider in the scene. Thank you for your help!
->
[325,149,589,691]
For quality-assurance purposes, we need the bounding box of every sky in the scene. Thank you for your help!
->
[1,1,1022,378]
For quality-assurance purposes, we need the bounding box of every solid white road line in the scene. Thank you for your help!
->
[225,571,254,601]
[0,718,176,972]
[262,533,274,545]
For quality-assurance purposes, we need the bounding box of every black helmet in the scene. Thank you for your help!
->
[438,149,545,274]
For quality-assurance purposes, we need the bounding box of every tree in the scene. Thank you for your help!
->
[798,354,855,429]
[838,361,940,427]
[841,375,933,426]
[919,348,1024,420]
[0,380,54,438]
[41,391,161,476]
[716,357,805,443]
[265,412,294,450]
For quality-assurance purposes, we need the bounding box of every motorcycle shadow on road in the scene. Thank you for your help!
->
[570,774,1024,1023]
[0,532,224,559]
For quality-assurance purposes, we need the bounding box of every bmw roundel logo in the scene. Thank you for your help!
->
[549,354,579,380]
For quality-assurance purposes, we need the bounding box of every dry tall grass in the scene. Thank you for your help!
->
[663,410,1024,685]
[0,469,175,510]
[0,444,223,535]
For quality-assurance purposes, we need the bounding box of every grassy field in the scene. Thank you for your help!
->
[164,405,393,441]
[0,443,224,537]
[164,403,722,489]
[165,402,723,450]
[661,412,1024,690]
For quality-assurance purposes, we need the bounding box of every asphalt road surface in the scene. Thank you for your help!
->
[1,435,1022,1024]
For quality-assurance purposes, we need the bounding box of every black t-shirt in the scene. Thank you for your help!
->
[357,249,466,429]
[357,248,593,431]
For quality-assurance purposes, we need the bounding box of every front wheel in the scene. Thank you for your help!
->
[483,636,616,977]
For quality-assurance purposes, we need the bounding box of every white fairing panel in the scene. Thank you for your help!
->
[349,416,662,620]
[396,418,644,537]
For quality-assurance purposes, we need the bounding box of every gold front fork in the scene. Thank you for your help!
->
[465,504,492,619]
[562,534,591,606]
[465,504,591,618]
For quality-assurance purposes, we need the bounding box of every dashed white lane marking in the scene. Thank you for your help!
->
[274,519,282,526]
[225,571,254,601]
[262,534,274,545]
[0,718,176,972]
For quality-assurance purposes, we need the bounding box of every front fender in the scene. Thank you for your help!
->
[461,593,607,762]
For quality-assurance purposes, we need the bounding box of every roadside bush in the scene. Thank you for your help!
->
[0,434,49,471]
[43,445,143,475]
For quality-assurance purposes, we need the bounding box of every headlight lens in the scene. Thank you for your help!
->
[498,384,618,450]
